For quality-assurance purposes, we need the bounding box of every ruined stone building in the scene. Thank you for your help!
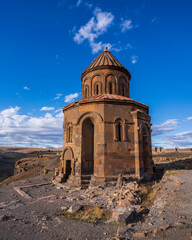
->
[56,47,153,186]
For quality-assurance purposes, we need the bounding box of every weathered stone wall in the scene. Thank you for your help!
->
[60,99,153,184]
[82,69,130,98]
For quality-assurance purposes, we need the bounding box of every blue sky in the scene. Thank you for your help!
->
[0,0,192,148]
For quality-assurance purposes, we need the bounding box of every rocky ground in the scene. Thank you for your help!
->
[0,176,116,240]
[0,149,192,239]
[0,146,61,183]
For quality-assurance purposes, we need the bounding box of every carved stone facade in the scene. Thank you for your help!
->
[56,47,153,186]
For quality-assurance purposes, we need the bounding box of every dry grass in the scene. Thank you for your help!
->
[0,167,42,187]
[60,206,110,223]
[140,184,157,207]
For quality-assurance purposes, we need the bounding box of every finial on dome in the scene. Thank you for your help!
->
[104,46,108,51]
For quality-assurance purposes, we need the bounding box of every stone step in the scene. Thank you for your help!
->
[81,176,91,189]
[67,179,73,184]
[81,175,92,180]
[81,180,90,184]
[55,175,64,183]
[81,184,90,189]
[68,175,74,180]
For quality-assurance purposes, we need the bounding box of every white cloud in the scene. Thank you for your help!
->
[85,2,92,9]
[73,7,114,53]
[120,19,133,32]
[111,46,122,53]
[55,111,63,118]
[152,118,192,148]
[64,93,79,103]
[90,42,112,54]
[153,131,192,148]
[54,93,62,100]
[55,108,62,113]
[24,86,29,91]
[152,119,179,136]
[40,107,55,111]
[125,43,132,49]
[131,55,139,64]
[0,106,63,148]
[1,106,191,149]
[1,106,21,117]
[187,117,192,120]
[76,0,82,7]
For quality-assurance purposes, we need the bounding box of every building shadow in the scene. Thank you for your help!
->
[0,151,26,182]
[153,156,192,180]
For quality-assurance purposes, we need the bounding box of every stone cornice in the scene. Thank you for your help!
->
[63,96,149,112]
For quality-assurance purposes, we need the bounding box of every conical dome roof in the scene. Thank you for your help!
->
[81,47,131,80]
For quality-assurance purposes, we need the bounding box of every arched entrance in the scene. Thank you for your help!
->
[82,118,94,175]
[63,148,73,179]
[142,126,149,172]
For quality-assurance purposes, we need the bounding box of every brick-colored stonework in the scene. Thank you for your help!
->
[56,47,153,186]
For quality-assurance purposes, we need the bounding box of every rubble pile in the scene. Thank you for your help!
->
[107,181,141,208]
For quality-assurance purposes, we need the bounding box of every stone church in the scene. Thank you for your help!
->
[56,47,153,186]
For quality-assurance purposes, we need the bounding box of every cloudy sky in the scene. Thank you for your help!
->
[0,0,192,148]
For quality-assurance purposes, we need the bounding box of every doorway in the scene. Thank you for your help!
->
[82,118,94,175]
[63,148,73,179]
[66,160,71,178]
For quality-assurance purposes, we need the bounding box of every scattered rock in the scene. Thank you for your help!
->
[173,221,183,226]
[138,206,149,215]
[133,231,146,238]
[160,224,170,231]
[67,204,83,213]
[61,206,68,211]
[112,207,134,225]
[60,196,66,199]
[153,228,160,235]
[106,238,121,240]
[42,216,50,221]
[175,182,183,186]
[116,174,124,189]
[0,215,10,222]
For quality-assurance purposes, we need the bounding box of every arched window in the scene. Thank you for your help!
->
[96,84,99,95]
[69,126,72,142]
[117,122,122,141]
[66,123,73,142]
[114,118,124,141]
[121,84,125,96]
[85,86,89,97]
[106,74,116,94]
[109,82,113,94]
[94,82,102,95]
[85,88,88,97]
